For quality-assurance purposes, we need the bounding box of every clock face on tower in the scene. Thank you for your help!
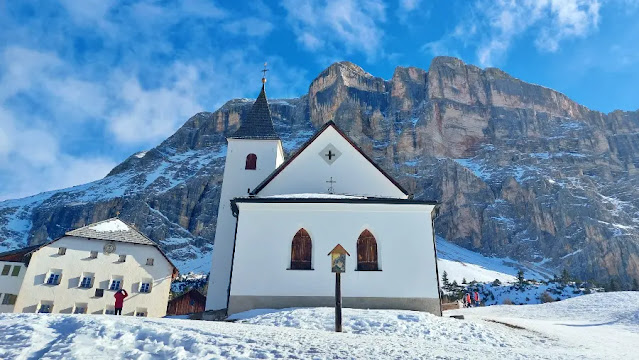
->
[103,242,116,254]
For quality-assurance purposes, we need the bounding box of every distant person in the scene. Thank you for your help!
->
[474,291,480,306]
[114,289,128,315]
[465,292,472,308]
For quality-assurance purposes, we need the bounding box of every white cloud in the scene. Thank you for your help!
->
[281,0,387,60]
[426,0,602,66]
[400,0,421,11]
[222,18,274,37]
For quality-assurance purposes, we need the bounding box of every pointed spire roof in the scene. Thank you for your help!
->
[229,84,280,140]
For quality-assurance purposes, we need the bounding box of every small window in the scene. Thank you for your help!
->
[38,301,53,313]
[1,294,17,305]
[118,255,126,263]
[245,153,257,170]
[89,251,98,259]
[189,299,195,306]
[109,276,123,291]
[290,228,312,270]
[357,230,379,271]
[95,289,104,298]
[104,306,115,315]
[1,265,10,276]
[79,273,94,289]
[73,303,87,314]
[45,270,62,285]
[139,283,151,293]
[58,247,67,255]
[146,258,154,266]
[11,266,20,277]
[135,308,147,317]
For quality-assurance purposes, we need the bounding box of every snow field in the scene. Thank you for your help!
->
[4,293,638,359]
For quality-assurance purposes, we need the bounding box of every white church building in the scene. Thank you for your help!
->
[3,218,177,317]
[206,79,441,317]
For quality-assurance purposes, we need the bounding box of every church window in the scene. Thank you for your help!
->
[290,229,312,270]
[245,153,257,170]
[357,230,379,271]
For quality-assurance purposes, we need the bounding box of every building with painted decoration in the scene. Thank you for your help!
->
[206,79,441,317]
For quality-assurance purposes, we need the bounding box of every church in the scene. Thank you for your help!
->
[206,75,441,317]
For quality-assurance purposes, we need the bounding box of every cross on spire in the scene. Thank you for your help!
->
[262,62,268,84]
[326,177,336,194]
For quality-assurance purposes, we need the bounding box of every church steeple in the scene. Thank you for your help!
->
[229,63,280,140]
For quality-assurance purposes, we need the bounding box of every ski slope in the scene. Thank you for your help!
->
[436,237,554,283]
[0,292,636,359]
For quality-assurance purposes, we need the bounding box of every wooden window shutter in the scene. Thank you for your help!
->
[357,230,379,271]
[290,229,312,270]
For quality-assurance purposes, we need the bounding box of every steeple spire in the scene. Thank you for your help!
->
[229,63,280,140]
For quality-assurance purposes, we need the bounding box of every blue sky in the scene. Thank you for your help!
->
[1,0,638,201]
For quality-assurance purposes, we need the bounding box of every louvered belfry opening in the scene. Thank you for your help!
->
[357,230,379,271]
[290,228,312,270]
[245,153,257,170]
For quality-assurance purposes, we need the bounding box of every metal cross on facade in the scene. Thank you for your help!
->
[326,177,336,194]
[325,150,336,160]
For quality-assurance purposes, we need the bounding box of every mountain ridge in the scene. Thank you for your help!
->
[1,56,638,286]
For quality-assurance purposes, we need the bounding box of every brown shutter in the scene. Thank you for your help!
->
[357,230,379,271]
[290,229,312,270]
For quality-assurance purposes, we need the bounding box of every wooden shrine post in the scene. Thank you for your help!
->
[328,244,350,332]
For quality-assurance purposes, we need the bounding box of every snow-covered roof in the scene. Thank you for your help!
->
[261,193,367,200]
[65,218,156,246]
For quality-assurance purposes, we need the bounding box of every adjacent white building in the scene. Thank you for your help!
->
[206,82,441,317]
[9,218,177,317]
[0,246,37,313]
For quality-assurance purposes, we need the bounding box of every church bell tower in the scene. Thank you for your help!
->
[206,66,285,312]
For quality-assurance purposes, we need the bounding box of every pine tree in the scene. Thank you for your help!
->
[492,278,501,287]
[608,278,620,292]
[462,277,467,285]
[517,269,526,290]
[442,271,450,289]
[560,268,571,284]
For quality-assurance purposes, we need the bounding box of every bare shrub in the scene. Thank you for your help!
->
[503,298,514,305]
[540,291,555,303]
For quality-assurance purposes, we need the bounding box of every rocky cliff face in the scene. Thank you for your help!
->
[1,57,638,286]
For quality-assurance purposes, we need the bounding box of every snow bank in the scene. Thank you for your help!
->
[1,292,637,359]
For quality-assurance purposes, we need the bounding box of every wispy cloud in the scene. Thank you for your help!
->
[0,1,307,200]
[281,0,387,61]
[425,0,602,67]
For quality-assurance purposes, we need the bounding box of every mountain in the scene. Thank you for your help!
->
[1,57,638,286]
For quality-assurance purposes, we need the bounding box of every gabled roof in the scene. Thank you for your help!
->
[250,121,409,196]
[65,218,156,246]
[229,84,280,140]
[0,244,41,263]
[64,218,177,271]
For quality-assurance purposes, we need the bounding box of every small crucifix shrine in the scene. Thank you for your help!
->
[328,244,350,332]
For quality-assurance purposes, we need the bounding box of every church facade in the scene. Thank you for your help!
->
[206,81,441,316]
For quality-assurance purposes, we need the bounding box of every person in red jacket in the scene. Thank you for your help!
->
[474,291,481,307]
[465,293,472,307]
[114,289,128,315]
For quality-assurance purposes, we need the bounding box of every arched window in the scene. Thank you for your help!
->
[357,230,379,271]
[290,228,312,270]
[245,153,257,170]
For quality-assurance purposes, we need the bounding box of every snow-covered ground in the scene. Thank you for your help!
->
[436,237,553,283]
[0,292,636,359]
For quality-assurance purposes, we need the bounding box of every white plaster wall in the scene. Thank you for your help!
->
[258,127,407,199]
[13,237,174,317]
[207,138,284,311]
[0,261,26,313]
[230,202,438,300]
